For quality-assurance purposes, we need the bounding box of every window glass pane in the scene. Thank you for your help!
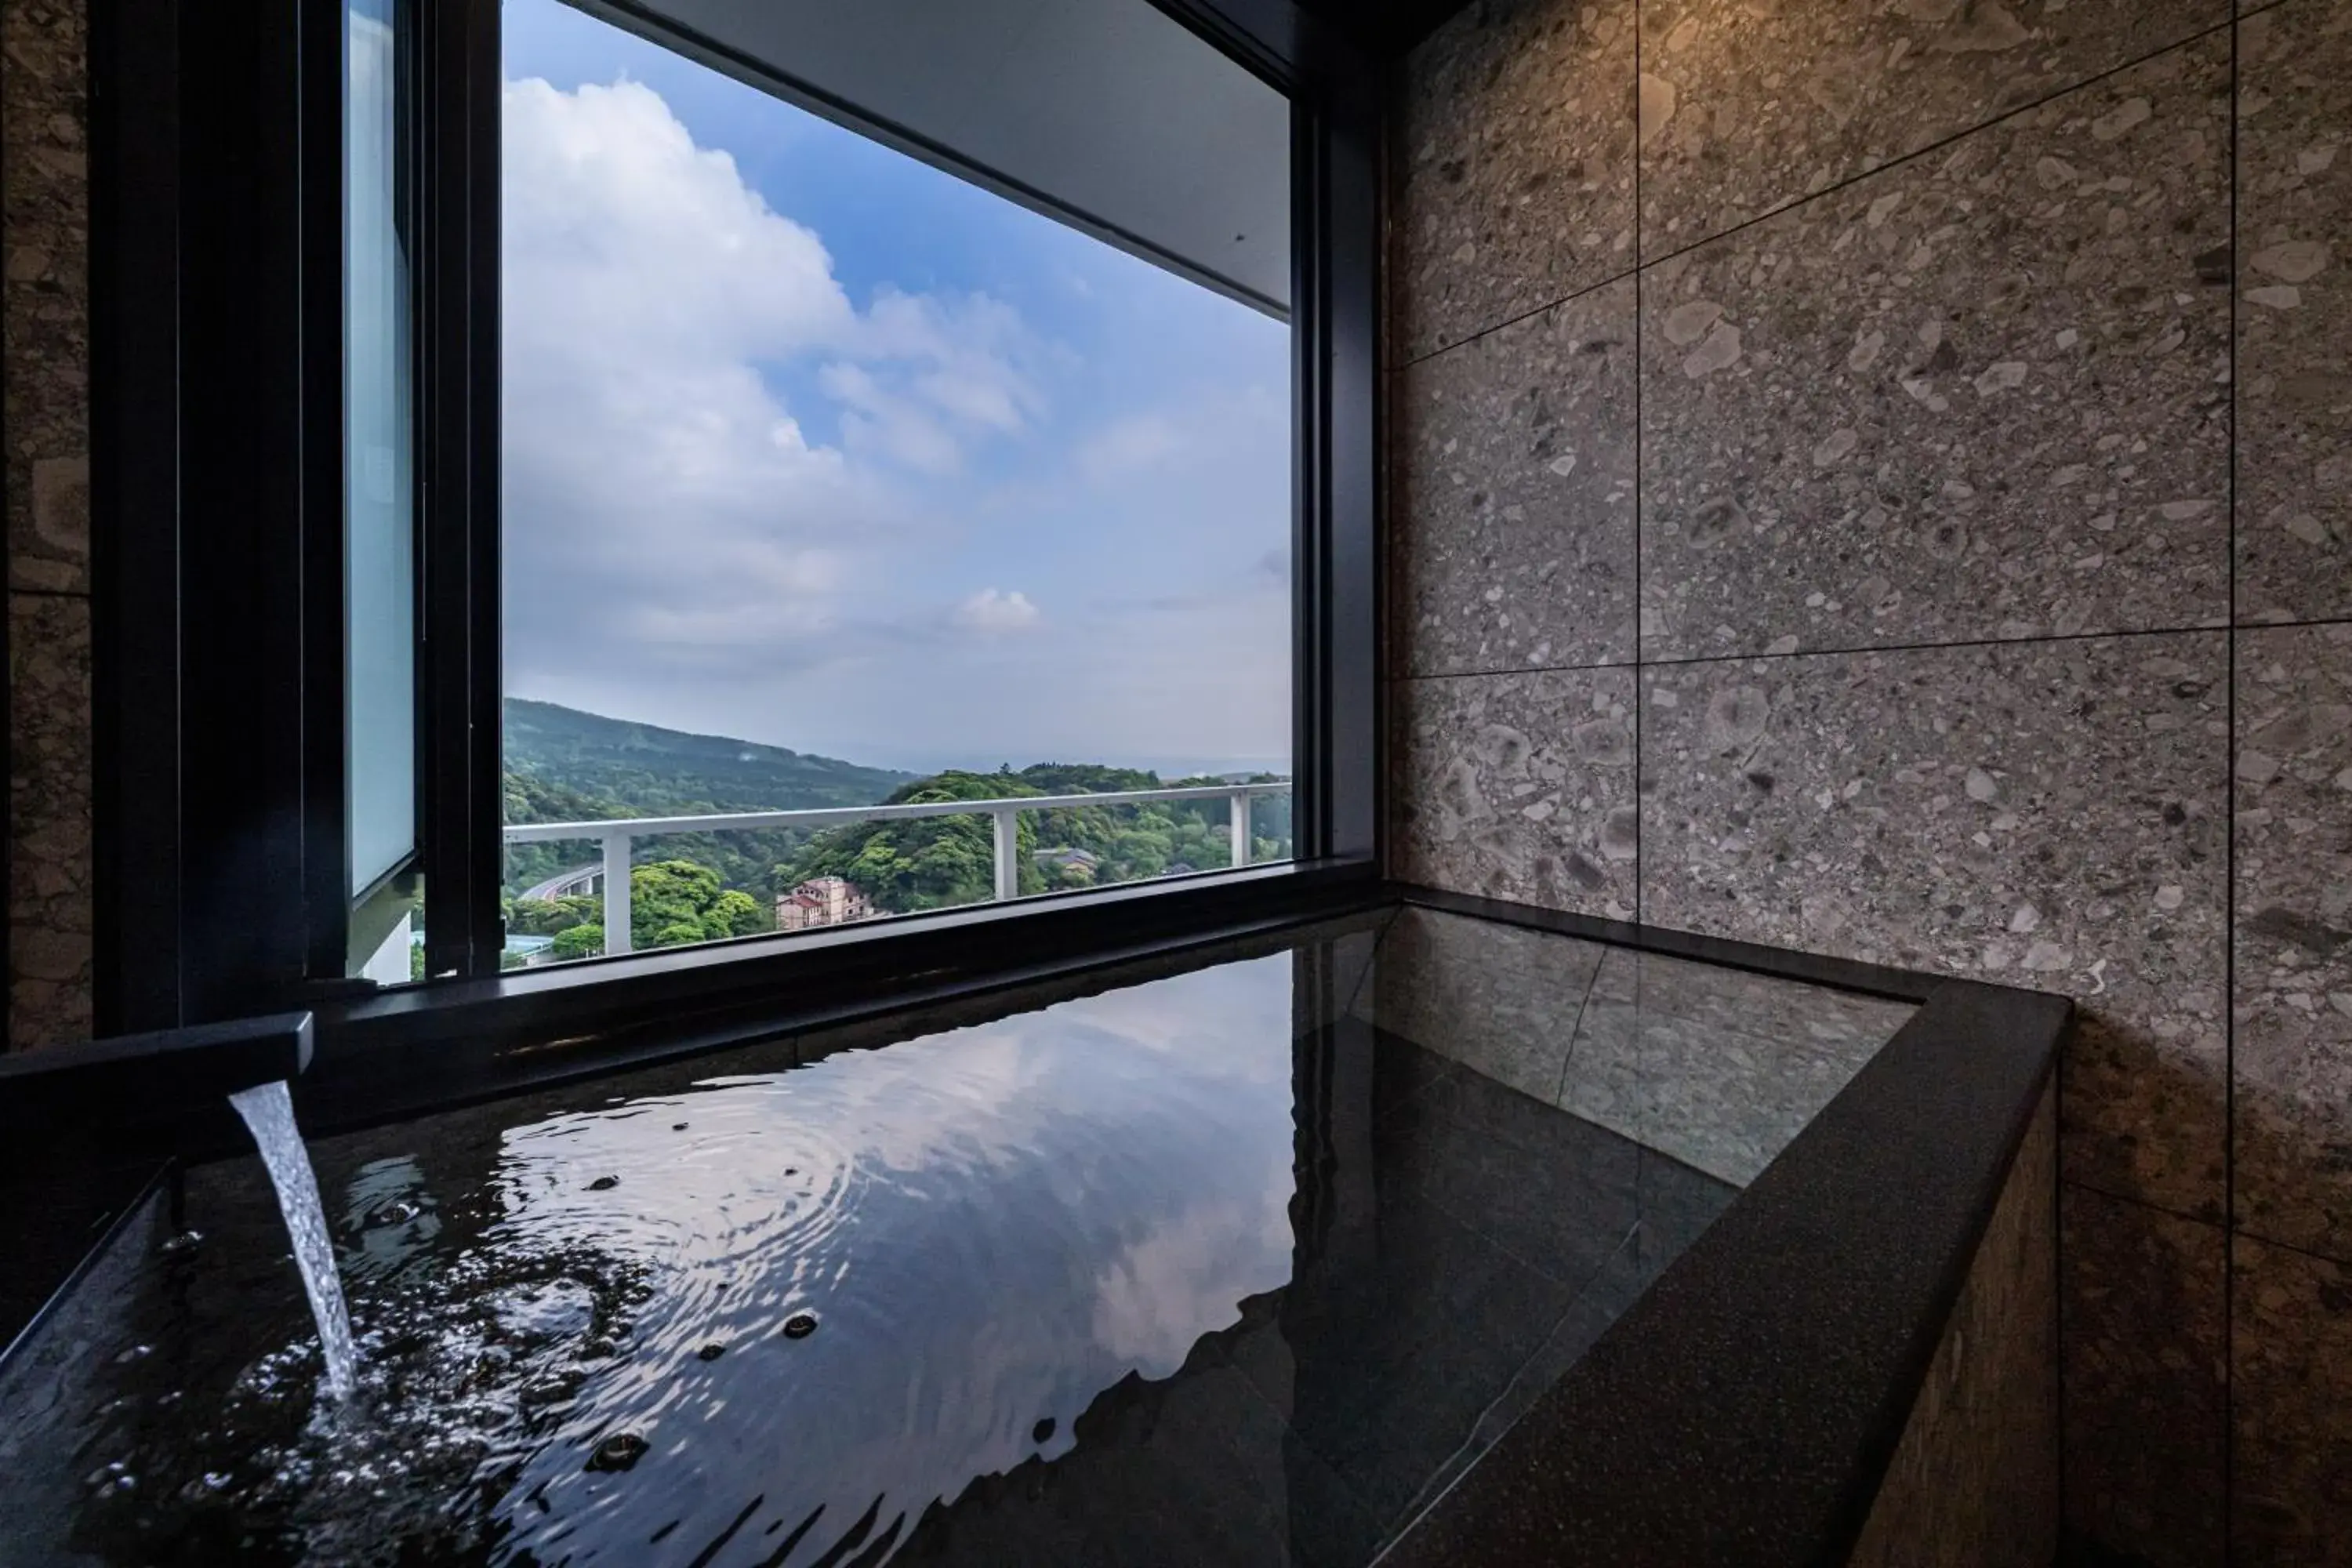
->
[347,0,419,977]
[499,0,1292,966]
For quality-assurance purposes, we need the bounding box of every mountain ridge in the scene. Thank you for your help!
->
[504,697,919,808]
[499,699,1294,919]
[501,698,918,898]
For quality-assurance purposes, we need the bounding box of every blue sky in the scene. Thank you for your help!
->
[499,0,1291,777]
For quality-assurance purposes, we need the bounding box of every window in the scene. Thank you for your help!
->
[491,0,1296,967]
[94,0,1376,1019]
[346,0,423,983]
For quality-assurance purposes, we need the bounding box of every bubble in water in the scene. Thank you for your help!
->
[782,1313,818,1341]
[586,1432,648,1473]
[374,1200,421,1226]
[1033,1418,1054,1444]
[586,1176,620,1192]
[489,1278,597,1342]
[162,1229,205,1255]
[695,1344,725,1363]
[521,1377,577,1408]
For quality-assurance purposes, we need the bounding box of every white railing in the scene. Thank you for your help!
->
[503,781,1294,956]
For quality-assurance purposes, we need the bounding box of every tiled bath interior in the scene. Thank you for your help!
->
[1359,904,1918,1188]
[1388,0,2352,1560]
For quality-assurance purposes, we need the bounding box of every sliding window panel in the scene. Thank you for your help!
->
[344,0,424,982]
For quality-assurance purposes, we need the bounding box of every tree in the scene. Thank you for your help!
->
[710,889,770,938]
[630,860,724,949]
[770,764,1305,914]
[507,893,600,936]
[550,924,604,960]
[503,739,1301,946]
[776,772,1044,912]
[500,769,824,906]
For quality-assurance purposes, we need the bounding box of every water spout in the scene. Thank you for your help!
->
[228,1081,357,1400]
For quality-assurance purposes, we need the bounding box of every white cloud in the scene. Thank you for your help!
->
[950,587,1041,633]
[819,290,1049,474]
[1076,413,1184,481]
[497,69,1293,775]
[503,78,851,367]
[819,361,967,475]
[862,289,1043,433]
[499,74,1047,696]
[1090,1175,1292,1375]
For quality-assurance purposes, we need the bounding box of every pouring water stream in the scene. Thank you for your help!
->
[227,1080,358,1400]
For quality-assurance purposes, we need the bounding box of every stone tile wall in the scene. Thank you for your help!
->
[1388,0,2352,1559]
[2,0,93,1050]
[1850,1083,2059,1568]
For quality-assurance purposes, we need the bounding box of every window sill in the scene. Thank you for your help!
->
[300,856,1378,1134]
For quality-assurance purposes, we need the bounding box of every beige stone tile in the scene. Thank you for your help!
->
[1392,0,1635,361]
[2236,0,2352,624]
[2060,1186,2227,1566]
[1392,666,1637,919]
[1638,0,2226,258]
[1641,634,2228,1217]
[1393,278,1636,677]
[9,590,91,1048]
[1639,38,2230,662]
[2233,1236,2352,1563]
[3,0,91,595]
[2234,622,2352,1257]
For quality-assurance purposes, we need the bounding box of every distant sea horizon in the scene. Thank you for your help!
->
[869,753,1293,783]
[503,694,1287,786]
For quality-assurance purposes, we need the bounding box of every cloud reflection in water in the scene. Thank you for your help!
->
[480,954,1300,1564]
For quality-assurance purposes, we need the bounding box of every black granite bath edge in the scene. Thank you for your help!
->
[0,1156,174,1376]
[1374,891,2070,1567]
[1383,882,1940,1004]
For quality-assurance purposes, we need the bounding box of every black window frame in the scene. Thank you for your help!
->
[88,0,1382,1053]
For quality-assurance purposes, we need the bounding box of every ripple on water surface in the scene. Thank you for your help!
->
[42,956,1302,1567]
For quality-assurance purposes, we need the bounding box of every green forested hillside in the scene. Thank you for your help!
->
[775,764,1292,913]
[500,699,914,897]
[498,702,1293,954]
[506,698,913,808]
